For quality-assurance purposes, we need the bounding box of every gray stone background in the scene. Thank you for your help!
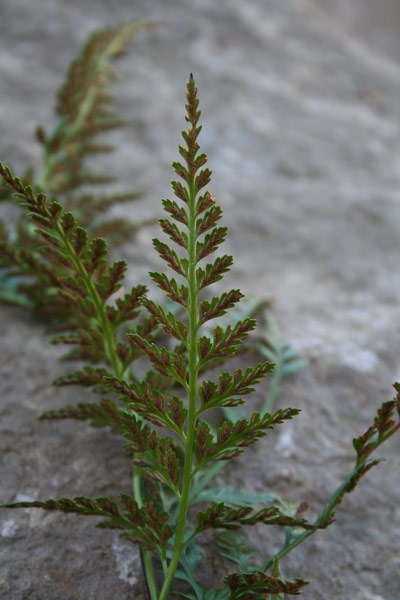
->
[1,0,400,598]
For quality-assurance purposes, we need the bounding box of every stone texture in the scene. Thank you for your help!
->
[1,1,400,598]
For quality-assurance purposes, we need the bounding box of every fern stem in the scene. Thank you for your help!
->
[142,553,158,600]
[262,464,366,572]
[158,179,199,600]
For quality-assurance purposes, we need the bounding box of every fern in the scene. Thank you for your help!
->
[0,22,153,325]
[0,161,155,382]
[36,23,147,196]
[1,75,399,600]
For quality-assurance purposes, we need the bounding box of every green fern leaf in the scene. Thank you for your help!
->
[39,398,124,433]
[41,22,149,195]
[225,571,308,598]
[122,413,181,493]
[1,493,172,552]
[194,409,299,465]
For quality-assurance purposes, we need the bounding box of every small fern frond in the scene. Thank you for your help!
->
[38,22,148,195]
[195,503,331,534]
[0,23,151,324]
[0,161,147,377]
[104,375,187,435]
[198,363,274,414]
[39,399,124,433]
[225,571,308,598]
[1,494,172,553]
[193,409,299,466]
[123,414,182,493]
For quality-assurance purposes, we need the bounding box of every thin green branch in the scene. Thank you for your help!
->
[263,457,383,572]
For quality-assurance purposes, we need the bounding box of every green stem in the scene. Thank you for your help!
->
[142,553,158,600]
[169,461,225,525]
[161,557,168,576]
[133,468,142,504]
[158,178,199,600]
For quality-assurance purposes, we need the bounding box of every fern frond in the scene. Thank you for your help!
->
[128,76,297,600]
[127,334,187,385]
[199,291,245,325]
[103,375,187,434]
[194,409,299,466]
[53,365,111,388]
[225,571,308,598]
[39,399,124,433]
[198,363,274,414]
[0,161,148,376]
[0,23,151,325]
[1,494,172,553]
[195,503,331,533]
[149,271,188,307]
[123,413,182,493]
[39,22,148,195]
[197,255,233,289]
[198,320,256,367]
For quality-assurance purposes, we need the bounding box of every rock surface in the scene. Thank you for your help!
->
[1,1,400,599]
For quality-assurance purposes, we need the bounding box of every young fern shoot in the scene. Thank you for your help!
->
[114,74,301,598]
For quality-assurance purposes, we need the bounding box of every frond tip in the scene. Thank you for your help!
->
[42,22,150,195]
[353,390,400,468]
